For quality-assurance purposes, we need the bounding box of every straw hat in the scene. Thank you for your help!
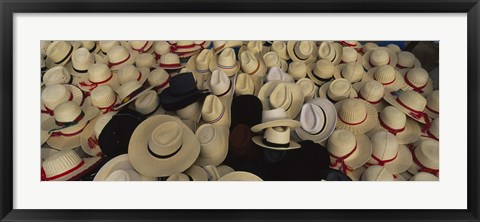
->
[370,106,421,144]
[340,47,363,64]
[201,95,231,127]
[42,101,99,132]
[365,65,405,91]
[194,124,229,166]
[218,171,263,181]
[89,85,120,114]
[41,84,84,116]
[41,147,59,162]
[294,98,337,143]
[80,112,116,157]
[99,41,119,55]
[396,51,421,69]
[365,131,413,174]
[251,108,301,150]
[208,69,234,108]
[352,80,387,112]
[407,139,439,177]
[334,98,378,135]
[78,63,120,92]
[106,45,137,71]
[362,47,398,70]
[46,41,76,67]
[135,53,157,69]
[65,48,95,77]
[128,115,201,177]
[81,41,100,54]
[257,81,304,119]
[186,49,214,87]
[42,66,72,86]
[287,41,318,65]
[409,172,439,181]
[288,61,308,80]
[46,121,88,150]
[129,41,154,54]
[42,150,102,181]
[361,42,379,54]
[387,44,401,53]
[169,41,201,53]
[134,90,165,116]
[239,50,267,77]
[201,165,235,181]
[271,41,290,60]
[211,41,243,54]
[296,78,318,102]
[194,41,211,49]
[153,41,171,60]
[94,154,156,181]
[113,80,154,110]
[117,64,150,85]
[317,41,343,65]
[167,165,209,181]
[318,78,358,103]
[41,41,52,55]
[246,41,265,55]
[235,73,256,96]
[307,59,340,85]
[419,117,439,141]
[327,129,372,173]
[339,41,362,52]
[176,101,201,122]
[424,90,439,118]
[400,67,434,97]
[41,130,50,145]
[158,53,183,70]
[335,62,365,83]
[147,68,170,94]
[360,165,395,181]
[265,67,294,83]
[263,52,287,71]
[209,48,240,77]
[383,89,430,125]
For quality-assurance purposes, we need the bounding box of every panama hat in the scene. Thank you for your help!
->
[201,95,231,127]
[294,98,337,143]
[318,78,358,103]
[235,73,256,96]
[409,172,439,181]
[361,42,379,54]
[212,41,243,54]
[263,52,288,72]
[42,150,102,181]
[106,45,138,71]
[65,48,95,77]
[167,165,209,181]
[128,115,201,177]
[135,53,157,70]
[335,62,365,83]
[218,171,263,181]
[194,40,211,49]
[352,80,387,112]
[288,61,308,80]
[265,67,294,83]
[176,101,201,122]
[41,147,59,162]
[80,112,116,157]
[93,154,156,181]
[296,78,318,102]
[383,89,430,128]
[158,53,183,70]
[317,41,343,65]
[129,41,154,54]
[360,165,395,181]
[424,90,439,118]
[307,59,340,85]
[133,90,163,116]
[117,65,150,85]
[365,65,405,91]
[194,124,229,166]
[81,41,100,54]
[153,41,171,61]
[400,67,434,97]
[246,41,265,55]
[41,84,84,116]
[407,139,439,177]
[257,81,304,119]
[371,106,421,144]
[186,49,214,89]
[231,95,263,128]
[42,66,73,86]
[201,165,235,181]
[147,68,170,94]
[46,41,76,67]
[89,85,120,114]
[251,108,301,150]
[271,41,290,60]
[208,69,234,108]
[113,80,154,110]
[362,47,398,70]
[396,51,422,69]
[78,63,120,93]
[287,41,318,65]
[327,129,372,173]
[334,98,378,135]
[160,72,209,111]
[339,41,362,52]
[239,50,267,77]
[170,41,202,53]
[420,118,439,141]
[340,47,363,64]
[365,131,413,174]
[387,44,401,54]
[209,48,240,77]
[99,41,119,55]
[42,100,99,132]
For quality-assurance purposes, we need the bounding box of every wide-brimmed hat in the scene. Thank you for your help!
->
[395,51,422,69]
[365,65,405,91]
[295,78,318,102]
[42,101,99,133]
[160,72,209,111]
[409,172,439,181]
[211,41,243,53]
[361,42,379,54]
[318,78,358,103]
[362,47,398,70]
[41,84,84,116]
[42,150,102,181]
[424,90,439,118]
[294,98,336,143]
[78,63,120,92]
[360,165,395,181]
[371,106,421,144]
[194,124,229,166]
[327,129,372,173]
[246,41,265,55]
[209,48,240,77]
[42,66,72,86]
[317,41,343,65]
[407,139,439,177]
[307,59,340,85]
[147,68,170,94]
[194,41,211,50]
[400,67,434,97]
[235,73,256,96]
[387,43,401,53]
[113,80,154,110]
[239,50,267,77]
[94,154,156,181]
[89,85,121,114]
[208,69,234,107]
[340,47,363,64]
[251,108,301,150]
[230,95,263,128]
[288,61,308,80]
[153,41,171,61]
[107,45,138,71]
[352,80,387,112]
[158,53,184,70]
[135,53,157,69]
[218,171,263,181]
[334,98,378,135]
[117,64,150,85]
[420,118,439,141]
[128,115,200,177]
[257,81,304,119]
[335,62,365,84]
[134,90,164,116]
[265,67,294,83]
[46,41,77,67]
[271,41,290,60]
[287,41,318,65]
[129,41,154,54]
[65,48,95,77]
[80,112,116,157]
[383,89,430,126]
[365,131,413,174]
[201,95,231,127]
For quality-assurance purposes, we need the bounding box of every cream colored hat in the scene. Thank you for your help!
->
[129,41,154,54]
[362,47,398,70]
[186,49,214,88]
[167,165,209,181]
[135,90,165,116]
[170,41,202,54]
[218,171,263,181]
[99,41,119,55]
[295,78,318,102]
[147,68,170,94]
[41,147,58,162]
[287,41,318,65]
[409,172,439,181]
[128,115,201,177]
[335,62,365,83]
[94,154,156,181]
[46,41,75,67]
[65,47,95,77]
[361,42,379,54]
[113,80,154,110]
[370,106,421,144]
[46,121,88,150]
[307,59,340,85]
[78,63,120,92]
[107,45,138,71]
[117,64,150,85]
[352,80,387,112]
[194,124,229,166]
[41,130,51,145]
[42,66,72,86]
[80,112,116,157]
[246,41,265,55]
[396,51,421,69]
[42,101,99,133]
[288,61,308,80]
[89,85,120,114]
[201,95,231,127]
[383,89,430,125]
[334,98,379,135]
[42,150,101,181]
[408,139,439,177]
[257,81,305,119]
[365,131,413,174]
[327,129,372,173]
[265,66,294,83]
[366,65,405,91]
[360,165,395,181]
[211,41,243,54]
[251,108,301,150]
[317,41,343,65]
[387,44,401,54]
[263,52,287,71]
[209,48,240,77]
[420,118,439,141]
[294,98,337,143]
[208,69,234,107]
[41,41,52,55]
[239,50,267,77]
[41,84,84,115]
[153,41,171,60]
[271,41,290,60]
[81,41,100,54]
[201,165,235,181]
[235,73,256,96]
[424,90,439,118]
[135,53,157,69]
[176,102,201,123]
[400,67,434,97]
[339,41,362,52]
[158,53,183,70]
[340,47,363,64]
[318,78,358,103]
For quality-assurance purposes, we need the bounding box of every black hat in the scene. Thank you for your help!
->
[230,95,263,129]
[98,108,146,159]
[224,124,264,170]
[320,169,353,181]
[159,72,208,111]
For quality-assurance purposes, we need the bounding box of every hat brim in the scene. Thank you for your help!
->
[334,99,379,135]
[94,154,156,181]
[65,61,90,78]
[194,125,229,167]
[218,171,263,181]
[257,81,305,119]
[286,41,318,65]
[306,64,340,86]
[238,50,268,77]
[370,117,422,145]
[63,84,85,106]
[294,98,337,143]
[382,144,413,174]
[318,81,358,102]
[41,147,59,161]
[77,73,120,93]
[252,136,301,150]
[341,134,372,169]
[113,85,155,110]
[364,66,405,91]
[48,155,102,181]
[362,47,398,70]
[41,130,51,145]
[251,119,301,133]
[80,117,103,157]
[208,56,240,77]
[383,90,428,124]
[184,165,209,181]
[109,51,138,71]
[399,69,434,97]
[41,105,99,132]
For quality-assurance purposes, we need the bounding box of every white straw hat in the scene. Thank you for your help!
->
[153,41,171,60]
[201,165,235,181]
[208,69,234,108]
[134,90,164,116]
[46,121,89,150]
[41,84,84,116]
[42,150,101,181]
[81,41,100,54]
[147,68,170,94]
[218,171,263,181]
[339,41,362,52]
[80,112,116,157]
[361,42,379,54]
[317,41,343,65]
[194,124,229,166]
[265,66,294,83]
[335,62,365,83]
[327,129,372,173]
[370,106,421,144]
[400,67,434,97]
[212,41,243,54]
[129,41,154,54]
[257,81,305,119]
[295,78,318,102]
[424,90,439,118]
[271,41,290,60]
[407,139,439,177]
[420,118,439,141]
[201,95,231,127]
[334,98,379,135]
[366,65,405,91]
[42,66,72,86]
[128,115,201,177]
[158,52,183,70]
[395,51,421,69]
[251,108,301,150]
[409,172,439,181]
[99,41,119,55]
[288,61,308,80]
[352,80,387,112]
[360,165,395,181]
[365,131,413,174]
[78,63,120,92]
[340,47,363,64]
[362,47,398,70]
[113,80,154,110]
[383,89,430,126]
[209,48,240,77]
[65,48,95,77]
[318,78,358,103]
[117,64,150,85]
[294,98,337,143]
[107,45,138,71]
[89,85,120,114]
[239,50,267,77]
[387,44,401,53]
[94,154,156,181]
[46,41,75,67]
[287,41,318,65]
[186,49,214,88]
[263,52,287,72]
[135,53,157,69]
[307,59,340,85]
[42,101,99,133]
[235,73,256,96]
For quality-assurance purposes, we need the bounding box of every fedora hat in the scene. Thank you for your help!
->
[42,150,102,181]
[360,165,395,181]
[99,41,119,55]
[383,89,430,128]
[371,106,421,144]
[246,41,265,55]
[158,53,183,70]
[46,41,76,67]
[218,171,263,181]
[409,172,439,181]
[400,67,434,97]
[41,84,84,116]
[117,64,150,85]
[307,59,340,85]
[113,80,154,110]
[257,81,304,119]
[212,41,243,54]
[335,62,365,83]
[271,41,290,60]
[42,66,73,86]
[407,139,439,177]
[265,67,294,83]
[78,63,120,93]
[153,41,171,61]
[166,165,209,181]
[340,47,363,64]
[235,73,256,96]
[89,85,120,114]
[230,95,263,128]
[334,98,379,135]
[317,41,343,65]
[294,98,337,143]
[424,90,439,118]
[80,112,116,157]
[339,41,362,52]
[287,41,318,65]
[128,115,201,177]
[201,95,231,127]
[251,108,301,150]
[65,48,95,77]
[288,61,308,80]
[94,154,156,181]
[327,129,372,173]
[186,49,214,88]
[129,41,154,54]
[134,90,164,116]
[396,51,421,69]
[366,65,405,91]
[365,131,413,174]
[361,42,379,54]
[194,124,229,166]
[263,52,288,72]
[42,101,99,132]
[201,165,235,181]
[209,48,240,77]
[420,118,439,141]
[295,78,318,102]
[352,80,387,112]
[147,68,170,94]
[362,47,398,70]
[208,69,234,107]
[135,53,157,69]
[239,50,267,77]
[318,78,358,103]
[107,45,138,71]
[160,72,209,111]
[81,41,100,54]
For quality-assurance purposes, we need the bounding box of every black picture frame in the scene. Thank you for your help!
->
[1,0,479,221]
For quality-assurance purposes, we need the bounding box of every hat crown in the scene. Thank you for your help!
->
[46,41,72,63]
[130,41,150,49]
[327,129,357,156]
[397,51,416,67]
[99,41,119,54]
[373,65,396,83]
[415,139,439,169]
[94,112,115,139]
[300,103,326,134]
[235,73,254,95]
[269,84,292,110]
[53,101,82,122]
[426,90,439,111]
[147,68,169,86]
[167,173,190,181]
[230,124,253,150]
[341,62,364,82]
[327,78,352,100]
[261,108,287,123]
[42,150,83,179]
[314,59,335,77]
[154,41,170,55]
[272,41,286,52]
[297,78,315,97]
[201,95,225,122]
[295,41,314,58]
[429,118,439,138]
[240,51,260,73]
[370,131,399,160]
[81,41,95,49]
[380,106,406,129]
[342,47,357,62]
[160,53,180,65]
[72,48,93,69]
[105,170,141,181]
[288,61,307,76]
[196,124,217,145]
[264,126,291,144]
[370,49,390,66]
[217,48,236,66]
[266,67,291,82]
[405,68,429,87]
[363,42,379,53]
[210,69,231,95]
[42,84,71,110]
[338,99,367,124]
[43,66,71,85]
[135,53,155,68]
[88,63,111,82]
[117,80,142,100]
[118,64,141,84]
[148,122,184,156]
[135,90,159,115]
[107,46,131,64]
[398,90,427,111]
[361,165,394,181]
[195,49,213,70]
[247,41,263,54]
[359,80,384,102]
[264,52,280,67]
[91,85,116,108]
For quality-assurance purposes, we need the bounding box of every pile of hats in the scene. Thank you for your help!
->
[40,40,439,181]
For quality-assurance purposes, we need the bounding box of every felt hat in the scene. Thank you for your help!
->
[194,124,229,166]
[352,80,387,112]
[211,41,243,54]
[257,81,304,119]
[387,43,401,54]
[361,42,379,54]
[295,78,318,102]
[400,67,434,97]
[335,62,365,84]
[271,41,290,60]
[89,85,121,114]
[81,41,100,54]
[208,69,234,108]
[365,131,413,174]
[46,41,76,67]
[383,89,430,126]
[107,45,138,71]
[334,98,379,135]
[340,47,363,64]
[158,53,183,70]
[395,51,422,69]
[160,72,209,111]
[370,105,421,144]
[129,41,154,54]
[153,41,171,61]
[200,165,235,181]
[424,90,439,118]
[218,171,263,181]
[265,66,294,83]
[201,95,231,127]
[134,90,165,116]
[239,50,267,77]
[407,139,439,177]
[80,112,116,157]
[42,101,99,132]
[77,63,120,93]
[362,47,398,70]
[307,59,340,85]
[186,49,214,89]
[41,147,58,162]
[294,98,337,143]
[318,78,358,103]
[117,64,150,85]
[147,68,170,94]
[287,41,318,65]
[128,115,201,177]
[235,73,256,96]
[251,108,301,150]
[365,65,405,91]
[338,41,362,52]
[327,129,373,173]
[360,165,395,181]
[94,154,156,181]
[226,124,263,168]
[230,95,263,128]
[41,84,84,116]
[409,172,439,181]
[65,48,95,77]
[209,48,240,77]
[317,41,343,65]
[42,66,73,86]
[113,80,154,110]
[42,150,102,181]
[135,53,157,69]
[288,61,308,80]
[420,118,439,141]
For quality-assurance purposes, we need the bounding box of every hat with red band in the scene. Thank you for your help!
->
[334,98,378,135]
[106,45,138,71]
[365,65,405,91]
[365,131,413,174]
[327,129,372,173]
[94,154,156,181]
[383,89,431,132]
[42,150,102,181]
[399,67,434,97]
[368,106,422,145]
[407,139,439,177]
[42,101,99,133]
